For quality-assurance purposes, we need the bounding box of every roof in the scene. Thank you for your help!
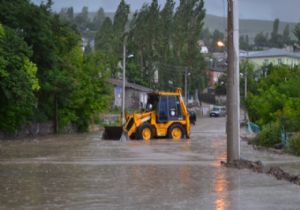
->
[109,78,152,92]
[243,48,300,59]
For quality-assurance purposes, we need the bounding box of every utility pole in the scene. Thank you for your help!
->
[244,68,247,99]
[122,35,127,125]
[227,0,240,163]
[184,68,188,104]
[244,65,248,121]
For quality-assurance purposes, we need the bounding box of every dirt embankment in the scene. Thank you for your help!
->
[221,159,300,186]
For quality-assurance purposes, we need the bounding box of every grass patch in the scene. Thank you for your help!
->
[288,135,300,156]
[253,122,281,147]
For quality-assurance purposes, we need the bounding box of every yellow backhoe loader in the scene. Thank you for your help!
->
[103,88,190,140]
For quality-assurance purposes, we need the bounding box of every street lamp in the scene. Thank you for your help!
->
[217,40,225,48]
[121,33,134,125]
[184,68,191,105]
[122,34,128,125]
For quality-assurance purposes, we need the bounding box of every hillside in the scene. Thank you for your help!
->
[85,12,297,42]
[204,14,297,41]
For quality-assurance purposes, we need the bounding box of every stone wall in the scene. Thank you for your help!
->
[0,122,78,139]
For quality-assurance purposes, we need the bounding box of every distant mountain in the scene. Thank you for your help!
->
[204,14,297,42]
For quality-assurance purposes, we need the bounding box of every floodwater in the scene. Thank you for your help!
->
[1,117,300,210]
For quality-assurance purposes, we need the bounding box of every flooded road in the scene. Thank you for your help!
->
[1,117,300,210]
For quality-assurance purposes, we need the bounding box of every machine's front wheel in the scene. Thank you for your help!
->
[168,124,185,140]
[136,123,153,140]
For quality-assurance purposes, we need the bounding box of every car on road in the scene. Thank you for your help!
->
[209,106,226,117]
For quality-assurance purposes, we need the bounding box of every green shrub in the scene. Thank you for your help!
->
[288,135,300,156]
[254,122,281,147]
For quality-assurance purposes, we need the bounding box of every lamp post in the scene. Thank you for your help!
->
[244,58,248,121]
[184,68,188,104]
[184,68,191,105]
[121,35,128,125]
[121,34,134,125]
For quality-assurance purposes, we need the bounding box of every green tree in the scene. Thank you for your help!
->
[128,0,206,93]
[294,23,300,44]
[240,35,251,50]
[95,17,113,52]
[270,19,284,48]
[246,65,300,126]
[215,74,226,95]
[0,24,39,132]
[0,0,114,133]
[157,0,176,90]
[59,7,74,23]
[74,6,89,32]
[282,24,291,45]
[128,0,162,87]
[128,5,151,86]
[240,60,256,102]
[73,52,112,130]
[254,32,269,49]
[112,0,130,55]
[173,0,206,93]
[90,7,106,31]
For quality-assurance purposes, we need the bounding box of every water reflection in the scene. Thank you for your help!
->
[214,170,228,210]
[0,132,242,210]
[210,136,230,210]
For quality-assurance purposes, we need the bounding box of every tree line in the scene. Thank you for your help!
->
[0,0,112,133]
[239,24,300,153]
[0,0,207,134]
[60,0,207,93]
[245,64,300,154]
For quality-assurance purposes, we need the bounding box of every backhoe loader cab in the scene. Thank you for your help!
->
[124,88,190,140]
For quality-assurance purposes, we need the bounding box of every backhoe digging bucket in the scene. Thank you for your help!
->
[102,126,123,140]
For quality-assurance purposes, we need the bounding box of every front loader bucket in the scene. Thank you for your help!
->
[102,126,123,140]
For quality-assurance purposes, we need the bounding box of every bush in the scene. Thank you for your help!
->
[254,122,281,147]
[288,135,300,156]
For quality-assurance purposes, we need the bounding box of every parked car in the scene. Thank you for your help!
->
[209,106,226,117]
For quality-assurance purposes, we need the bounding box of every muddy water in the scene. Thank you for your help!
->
[1,118,300,210]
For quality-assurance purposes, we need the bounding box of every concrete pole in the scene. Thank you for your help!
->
[245,68,247,99]
[184,68,188,105]
[243,68,248,121]
[122,36,127,125]
[245,52,248,99]
[227,0,240,163]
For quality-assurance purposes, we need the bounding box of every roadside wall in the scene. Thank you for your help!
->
[0,122,78,139]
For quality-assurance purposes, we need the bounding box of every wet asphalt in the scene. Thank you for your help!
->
[0,117,300,210]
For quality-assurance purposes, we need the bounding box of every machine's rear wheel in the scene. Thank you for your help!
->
[136,123,153,140]
[168,124,185,140]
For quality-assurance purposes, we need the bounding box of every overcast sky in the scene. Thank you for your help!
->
[32,0,300,23]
